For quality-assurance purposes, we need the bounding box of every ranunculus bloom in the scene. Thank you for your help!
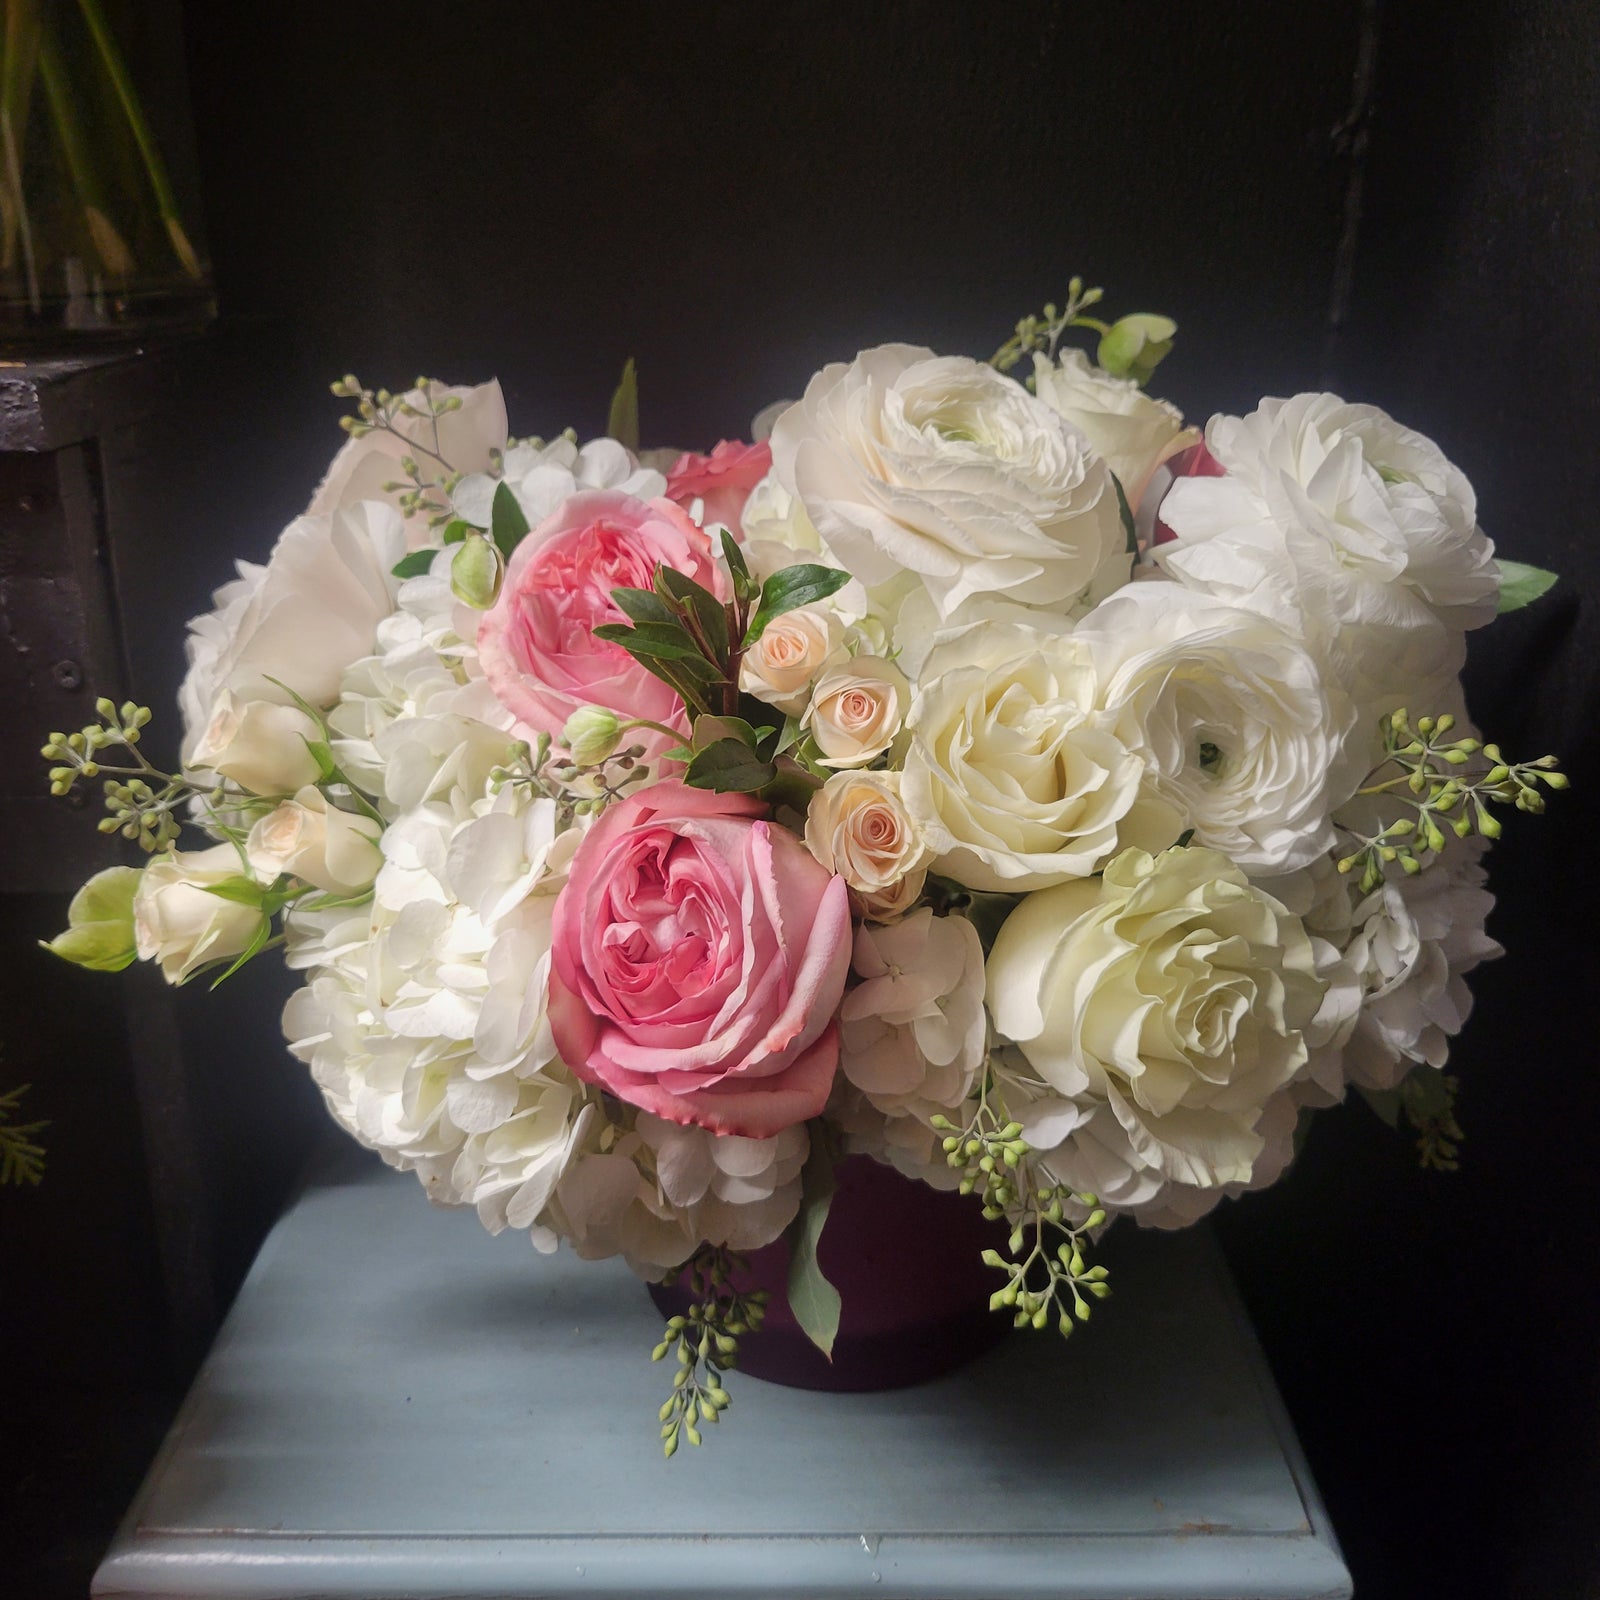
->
[476,490,726,750]
[548,783,851,1138]
[664,440,773,538]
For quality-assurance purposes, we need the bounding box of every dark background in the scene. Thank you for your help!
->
[3,2,1596,1595]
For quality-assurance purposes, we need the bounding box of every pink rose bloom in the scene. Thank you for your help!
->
[664,440,772,539]
[477,489,725,749]
[549,782,852,1139]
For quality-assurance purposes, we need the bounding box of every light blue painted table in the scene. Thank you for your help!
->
[93,1147,1352,1599]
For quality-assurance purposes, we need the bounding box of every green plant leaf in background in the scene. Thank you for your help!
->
[1496,560,1558,613]
[607,357,639,452]
[784,1133,842,1359]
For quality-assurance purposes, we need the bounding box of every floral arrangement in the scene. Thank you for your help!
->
[41,282,1563,1453]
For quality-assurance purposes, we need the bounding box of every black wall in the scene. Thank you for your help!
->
[7,3,1597,1596]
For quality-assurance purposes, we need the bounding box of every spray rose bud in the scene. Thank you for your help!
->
[451,531,505,609]
[802,657,910,768]
[246,787,381,894]
[1097,314,1176,386]
[187,689,322,795]
[562,706,623,765]
[133,845,265,985]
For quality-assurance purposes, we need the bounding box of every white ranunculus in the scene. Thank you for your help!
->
[839,911,986,1119]
[246,787,382,895]
[178,501,409,763]
[186,689,323,796]
[740,605,848,715]
[1338,845,1501,1090]
[1157,393,1499,644]
[450,433,664,532]
[901,622,1167,892]
[1074,582,1360,875]
[1031,350,1192,508]
[310,380,509,518]
[803,656,909,768]
[804,769,930,921]
[769,344,1127,620]
[987,846,1325,1199]
[133,844,264,985]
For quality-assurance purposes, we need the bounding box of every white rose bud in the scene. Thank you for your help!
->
[802,656,909,768]
[739,605,847,715]
[187,689,323,795]
[246,786,381,894]
[804,770,931,921]
[133,844,264,985]
[561,705,623,765]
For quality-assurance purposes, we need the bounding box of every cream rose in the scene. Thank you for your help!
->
[803,656,909,768]
[804,769,930,920]
[1074,582,1360,876]
[247,787,382,894]
[901,622,1164,892]
[133,844,265,985]
[1031,349,1192,509]
[986,846,1325,1194]
[769,344,1127,619]
[739,605,847,715]
[187,690,323,796]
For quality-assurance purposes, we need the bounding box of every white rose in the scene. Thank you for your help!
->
[187,689,322,795]
[986,846,1325,1195]
[770,344,1127,619]
[901,622,1163,892]
[133,843,264,985]
[178,500,409,763]
[839,910,986,1117]
[739,605,847,715]
[802,656,910,767]
[247,787,382,894]
[1031,350,1192,508]
[310,379,508,517]
[804,769,930,920]
[1075,581,1360,875]
[1157,392,1499,640]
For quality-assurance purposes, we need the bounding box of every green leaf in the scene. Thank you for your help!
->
[1112,472,1137,557]
[745,564,851,644]
[719,527,760,604]
[441,517,476,545]
[610,586,678,626]
[390,548,438,579]
[490,481,530,560]
[683,738,777,793]
[607,357,640,452]
[199,875,270,908]
[785,1133,842,1359]
[691,715,773,753]
[654,566,731,663]
[1496,560,1558,613]
[1357,1085,1402,1129]
[593,620,712,664]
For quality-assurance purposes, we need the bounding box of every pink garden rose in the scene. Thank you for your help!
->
[664,440,772,539]
[548,783,852,1139]
[477,489,726,747]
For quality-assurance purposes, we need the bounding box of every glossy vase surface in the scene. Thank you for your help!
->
[648,1154,1009,1392]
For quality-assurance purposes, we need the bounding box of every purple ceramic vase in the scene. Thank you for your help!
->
[647,1154,1009,1392]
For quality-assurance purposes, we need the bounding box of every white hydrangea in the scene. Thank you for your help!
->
[281,784,590,1247]
[450,434,664,530]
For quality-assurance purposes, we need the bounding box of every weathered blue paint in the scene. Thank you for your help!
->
[93,1145,1352,1599]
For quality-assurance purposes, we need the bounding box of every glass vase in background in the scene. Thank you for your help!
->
[0,0,213,346]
